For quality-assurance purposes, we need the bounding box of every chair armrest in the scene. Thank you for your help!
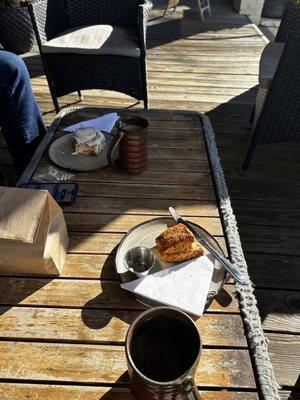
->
[28,0,69,45]
[254,32,300,145]
[275,2,300,42]
[28,0,48,45]
[272,32,300,86]
[137,0,153,54]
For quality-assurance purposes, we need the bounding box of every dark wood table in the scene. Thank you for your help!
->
[0,108,259,400]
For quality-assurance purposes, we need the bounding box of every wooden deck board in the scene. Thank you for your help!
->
[0,342,256,388]
[0,279,236,313]
[0,0,299,396]
[0,307,246,346]
[0,384,260,400]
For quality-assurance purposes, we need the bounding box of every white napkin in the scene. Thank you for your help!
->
[121,255,214,317]
[63,112,119,133]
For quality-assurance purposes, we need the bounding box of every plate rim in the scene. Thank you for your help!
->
[115,216,227,312]
[48,133,109,172]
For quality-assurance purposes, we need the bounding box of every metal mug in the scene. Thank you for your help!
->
[108,116,149,174]
[125,306,202,400]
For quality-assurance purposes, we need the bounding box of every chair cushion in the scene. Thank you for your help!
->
[41,25,141,58]
[259,42,285,88]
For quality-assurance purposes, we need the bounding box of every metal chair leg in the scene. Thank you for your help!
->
[0,165,8,185]
[144,97,149,110]
[163,0,178,17]
[163,0,171,17]
[242,140,256,171]
[51,93,60,114]
[249,106,255,124]
[47,85,60,114]
[38,53,60,113]
[44,71,60,113]
[78,90,84,101]
[140,56,149,110]
[196,0,204,21]
[207,0,212,16]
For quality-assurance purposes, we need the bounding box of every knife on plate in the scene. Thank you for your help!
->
[168,207,248,284]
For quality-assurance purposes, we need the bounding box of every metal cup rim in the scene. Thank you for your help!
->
[124,246,155,276]
[125,306,202,386]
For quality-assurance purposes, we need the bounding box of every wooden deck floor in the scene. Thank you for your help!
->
[0,0,299,398]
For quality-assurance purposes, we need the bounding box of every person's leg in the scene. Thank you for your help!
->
[0,51,47,173]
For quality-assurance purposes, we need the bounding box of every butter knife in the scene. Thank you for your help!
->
[168,207,248,284]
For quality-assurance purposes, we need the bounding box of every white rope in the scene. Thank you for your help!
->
[202,114,280,400]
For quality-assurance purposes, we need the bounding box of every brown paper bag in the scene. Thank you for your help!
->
[0,186,69,275]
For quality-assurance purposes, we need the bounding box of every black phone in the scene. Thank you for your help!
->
[20,182,78,205]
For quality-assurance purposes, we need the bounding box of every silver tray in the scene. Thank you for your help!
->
[115,217,226,311]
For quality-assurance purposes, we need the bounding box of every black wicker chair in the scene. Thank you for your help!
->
[242,1,300,170]
[28,0,152,113]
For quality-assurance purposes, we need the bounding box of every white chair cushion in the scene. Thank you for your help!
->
[41,25,141,58]
[259,42,285,89]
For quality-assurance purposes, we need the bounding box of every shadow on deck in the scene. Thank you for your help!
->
[0,0,299,396]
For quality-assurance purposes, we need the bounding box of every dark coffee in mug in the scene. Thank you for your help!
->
[130,313,200,382]
[126,307,202,400]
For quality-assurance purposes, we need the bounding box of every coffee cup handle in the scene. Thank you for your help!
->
[180,377,201,400]
[108,130,124,168]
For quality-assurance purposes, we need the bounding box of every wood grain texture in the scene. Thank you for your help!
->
[64,197,220,217]
[40,158,212,172]
[46,169,210,185]
[217,137,300,167]
[0,384,260,400]
[266,334,300,388]
[68,232,227,255]
[0,307,246,346]
[0,279,239,312]
[224,181,300,205]
[232,201,300,229]
[279,389,300,400]
[0,341,256,388]
[68,230,227,256]
[65,213,224,235]
[246,254,300,290]
[61,254,116,279]
[237,225,300,256]
[255,289,300,333]
[41,146,211,165]
[0,0,278,395]
[76,181,216,201]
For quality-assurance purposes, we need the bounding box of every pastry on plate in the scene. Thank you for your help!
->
[156,223,204,263]
[74,127,105,155]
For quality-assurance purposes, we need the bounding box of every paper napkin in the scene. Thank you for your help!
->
[64,112,119,133]
[121,256,214,317]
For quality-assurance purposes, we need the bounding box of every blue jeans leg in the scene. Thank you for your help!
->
[0,51,46,172]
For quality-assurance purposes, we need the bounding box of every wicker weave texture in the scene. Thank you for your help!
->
[276,2,300,42]
[253,33,300,145]
[45,53,144,99]
[138,0,152,54]
[29,0,152,109]
[253,86,268,127]
[30,0,69,43]
[67,0,139,29]
[0,7,35,54]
